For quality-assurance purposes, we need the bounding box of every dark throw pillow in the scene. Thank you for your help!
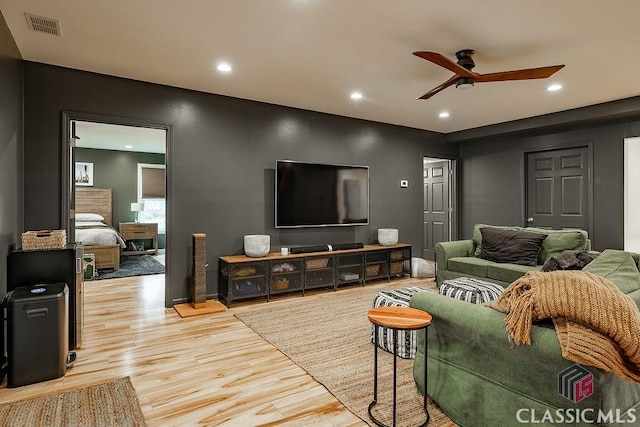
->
[541,250,599,272]
[480,227,547,266]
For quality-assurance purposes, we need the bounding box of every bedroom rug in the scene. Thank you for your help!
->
[90,255,164,280]
[0,377,146,427]
[234,279,456,427]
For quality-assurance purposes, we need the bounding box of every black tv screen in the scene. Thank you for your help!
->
[276,160,369,228]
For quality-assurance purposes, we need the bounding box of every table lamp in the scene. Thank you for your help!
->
[131,202,145,223]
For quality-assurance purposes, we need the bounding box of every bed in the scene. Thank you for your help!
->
[75,188,125,270]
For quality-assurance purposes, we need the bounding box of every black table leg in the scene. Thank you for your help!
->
[373,325,378,402]
[368,325,430,427]
[423,327,430,424]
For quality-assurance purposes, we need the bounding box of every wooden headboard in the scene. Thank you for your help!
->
[76,188,113,226]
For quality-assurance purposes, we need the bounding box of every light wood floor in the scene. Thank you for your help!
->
[0,274,430,426]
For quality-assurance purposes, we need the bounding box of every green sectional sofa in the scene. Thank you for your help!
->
[435,224,591,286]
[410,249,640,426]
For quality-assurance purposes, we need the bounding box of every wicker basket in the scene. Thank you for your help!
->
[272,278,290,290]
[390,261,403,274]
[306,258,329,269]
[390,250,404,261]
[366,264,380,277]
[234,266,257,277]
[21,230,67,250]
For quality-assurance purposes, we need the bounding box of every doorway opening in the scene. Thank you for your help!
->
[62,113,170,306]
[624,137,640,252]
[423,157,456,260]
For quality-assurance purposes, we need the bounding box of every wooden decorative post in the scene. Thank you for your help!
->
[192,233,207,309]
[173,233,225,318]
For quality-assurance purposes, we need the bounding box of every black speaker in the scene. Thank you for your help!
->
[330,243,364,251]
[289,245,331,254]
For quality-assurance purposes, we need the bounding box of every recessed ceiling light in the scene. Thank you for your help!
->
[350,92,363,100]
[438,111,450,119]
[124,145,133,149]
[547,84,562,92]
[217,62,232,73]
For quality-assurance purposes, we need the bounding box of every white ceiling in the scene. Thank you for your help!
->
[74,121,166,154]
[2,1,640,133]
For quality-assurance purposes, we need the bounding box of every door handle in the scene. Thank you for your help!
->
[527,218,534,224]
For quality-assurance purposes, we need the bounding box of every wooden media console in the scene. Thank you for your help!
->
[218,243,411,306]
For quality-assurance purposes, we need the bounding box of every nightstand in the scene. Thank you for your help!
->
[119,222,158,256]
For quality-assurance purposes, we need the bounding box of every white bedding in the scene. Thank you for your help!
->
[75,221,127,248]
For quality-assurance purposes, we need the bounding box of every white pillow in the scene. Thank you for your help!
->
[76,213,104,222]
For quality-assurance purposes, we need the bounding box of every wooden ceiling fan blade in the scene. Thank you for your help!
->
[476,65,565,82]
[417,76,458,100]
[413,51,477,78]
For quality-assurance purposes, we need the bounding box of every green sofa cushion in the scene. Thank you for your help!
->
[627,289,640,310]
[486,263,542,283]
[447,257,495,278]
[524,227,588,264]
[582,249,640,294]
[472,224,523,257]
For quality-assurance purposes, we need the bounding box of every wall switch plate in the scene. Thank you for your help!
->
[400,180,408,188]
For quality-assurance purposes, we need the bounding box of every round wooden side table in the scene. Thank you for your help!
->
[367,306,432,427]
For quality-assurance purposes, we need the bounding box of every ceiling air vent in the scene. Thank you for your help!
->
[24,13,61,36]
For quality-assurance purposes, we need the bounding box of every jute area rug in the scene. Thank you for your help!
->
[0,377,146,427]
[235,279,455,427]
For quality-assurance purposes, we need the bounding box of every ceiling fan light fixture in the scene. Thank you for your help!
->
[455,77,475,89]
[414,50,565,99]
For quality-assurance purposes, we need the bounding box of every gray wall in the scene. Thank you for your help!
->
[0,11,23,298]
[17,52,640,305]
[76,148,166,248]
[23,62,455,305]
[457,118,640,251]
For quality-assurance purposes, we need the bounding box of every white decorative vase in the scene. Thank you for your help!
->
[244,235,270,257]
[378,228,399,246]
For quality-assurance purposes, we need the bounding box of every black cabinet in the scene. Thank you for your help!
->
[365,250,390,281]
[270,259,304,296]
[304,256,335,290]
[218,260,269,307]
[7,244,83,350]
[336,253,364,288]
[389,247,412,278]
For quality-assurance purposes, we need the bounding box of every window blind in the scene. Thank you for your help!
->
[141,167,165,198]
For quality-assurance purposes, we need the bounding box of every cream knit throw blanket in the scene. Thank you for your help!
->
[488,270,640,382]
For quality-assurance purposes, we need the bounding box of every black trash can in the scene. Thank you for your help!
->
[7,283,69,388]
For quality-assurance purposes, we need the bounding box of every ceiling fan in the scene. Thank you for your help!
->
[412,49,565,100]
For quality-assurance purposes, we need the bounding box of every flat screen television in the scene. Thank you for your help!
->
[276,160,369,228]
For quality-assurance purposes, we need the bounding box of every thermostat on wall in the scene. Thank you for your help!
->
[400,180,408,188]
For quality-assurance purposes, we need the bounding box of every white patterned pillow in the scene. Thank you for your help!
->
[439,277,503,304]
[371,286,427,359]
